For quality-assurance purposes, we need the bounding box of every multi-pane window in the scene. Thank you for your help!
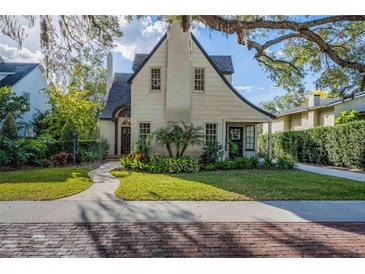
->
[151,68,161,91]
[194,68,205,91]
[139,122,151,140]
[245,125,255,151]
[205,123,217,144]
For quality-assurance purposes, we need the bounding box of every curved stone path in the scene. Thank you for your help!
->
[60,161,121,201]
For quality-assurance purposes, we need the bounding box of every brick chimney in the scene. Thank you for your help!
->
[106,52,113,98]
[308,93,320,107]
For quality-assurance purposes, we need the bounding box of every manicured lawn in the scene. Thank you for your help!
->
[0,167,93,201]
[112,170,365,201]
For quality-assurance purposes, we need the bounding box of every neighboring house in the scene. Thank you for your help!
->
[0,62,49,137]
[99,22,275,157]
[263,92,365,133]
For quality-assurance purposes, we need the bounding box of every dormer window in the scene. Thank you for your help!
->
[194,68,205,92]
[151,68,161,91]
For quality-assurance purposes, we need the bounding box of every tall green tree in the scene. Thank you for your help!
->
[1,112,17,139]
[0,86,30,123]
[68,64,107,108]
[44,86,102,140]
[179,16,365,96]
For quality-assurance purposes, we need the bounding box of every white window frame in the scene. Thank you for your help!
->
[205,123,218,144]
[194,68,205,92]
[245,125,255,151]
[150,68,161,92]
[139,122,151,141]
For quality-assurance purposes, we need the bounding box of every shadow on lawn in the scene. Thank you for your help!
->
[74,197,363,257]
[114,169,365,201]
[0,168,89,183]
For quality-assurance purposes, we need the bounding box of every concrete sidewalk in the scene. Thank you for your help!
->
[2,200,365,223]
[297,163,365,182]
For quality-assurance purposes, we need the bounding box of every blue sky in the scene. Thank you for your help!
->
[0,16,297,105]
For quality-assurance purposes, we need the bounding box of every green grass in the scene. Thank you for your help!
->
[112,169,365,201]
[0,167,93,201]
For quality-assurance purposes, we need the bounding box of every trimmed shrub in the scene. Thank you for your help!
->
[258,121,365,169]
[148,155,200,174]
[121,154,200,174]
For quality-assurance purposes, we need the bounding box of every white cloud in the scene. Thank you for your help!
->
[0,44,42,63]
[235,85,254,92]
[113,16,168,61]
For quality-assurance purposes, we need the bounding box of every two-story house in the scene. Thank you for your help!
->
[99,22,275,158]
[263,92,365,133]
[0,61,49,137]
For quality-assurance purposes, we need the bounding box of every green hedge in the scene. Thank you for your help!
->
[258,121,365,169]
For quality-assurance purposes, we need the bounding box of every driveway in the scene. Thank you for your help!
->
[1,222,365,257]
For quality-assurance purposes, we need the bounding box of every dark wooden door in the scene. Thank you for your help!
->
[229,127,243,158]
[121,127,131,154]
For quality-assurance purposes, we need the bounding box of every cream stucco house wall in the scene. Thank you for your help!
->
[99,23,275,158]
[263,92,365,133]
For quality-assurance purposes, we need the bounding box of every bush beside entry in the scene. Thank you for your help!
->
[258,121,365,169]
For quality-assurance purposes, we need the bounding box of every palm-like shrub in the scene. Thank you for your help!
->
[154,121,204,158]
[153,126,175,158]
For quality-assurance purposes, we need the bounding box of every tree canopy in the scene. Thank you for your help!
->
[0,15,123,84]
[44,86,102,140]
[187,16,365,96]
[2,15,364,99]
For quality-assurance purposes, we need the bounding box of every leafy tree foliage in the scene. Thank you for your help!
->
[1,112,17,139]
[335,109,360,124]
[260,89,330,113]
[31,109,51,136]
[185,16,365,96]
[0,86,30,123]
[44,86,102,140]
[68,64,107,109]
[0,15,123,84]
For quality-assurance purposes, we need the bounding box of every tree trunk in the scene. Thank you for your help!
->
[180,143,189,158]
[166,143,173,158]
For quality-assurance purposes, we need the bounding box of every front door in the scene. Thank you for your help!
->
[120,127,131,154]
[229,127,243,158]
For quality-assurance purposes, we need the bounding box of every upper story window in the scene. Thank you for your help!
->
[245,125,255,151]
[194,68,205,92]
[205,123,217,144]
[139,122,151,140]
[151,68,161,91]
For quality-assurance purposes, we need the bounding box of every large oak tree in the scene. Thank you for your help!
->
[186,16,365,97]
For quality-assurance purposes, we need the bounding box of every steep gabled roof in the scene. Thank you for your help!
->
[209,55,234,74]
[100,73,132,119]
[0,63,39,88]
[132,53,234,74]
[106,31,275,120]
[128,34,167,84]
[190,34,276,119]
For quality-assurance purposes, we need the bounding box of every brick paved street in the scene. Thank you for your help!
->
[1,222,365,257]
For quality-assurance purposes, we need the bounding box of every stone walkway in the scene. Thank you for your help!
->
[1,222,365,257]
[297,163,365,182]
[60,161,121,201]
